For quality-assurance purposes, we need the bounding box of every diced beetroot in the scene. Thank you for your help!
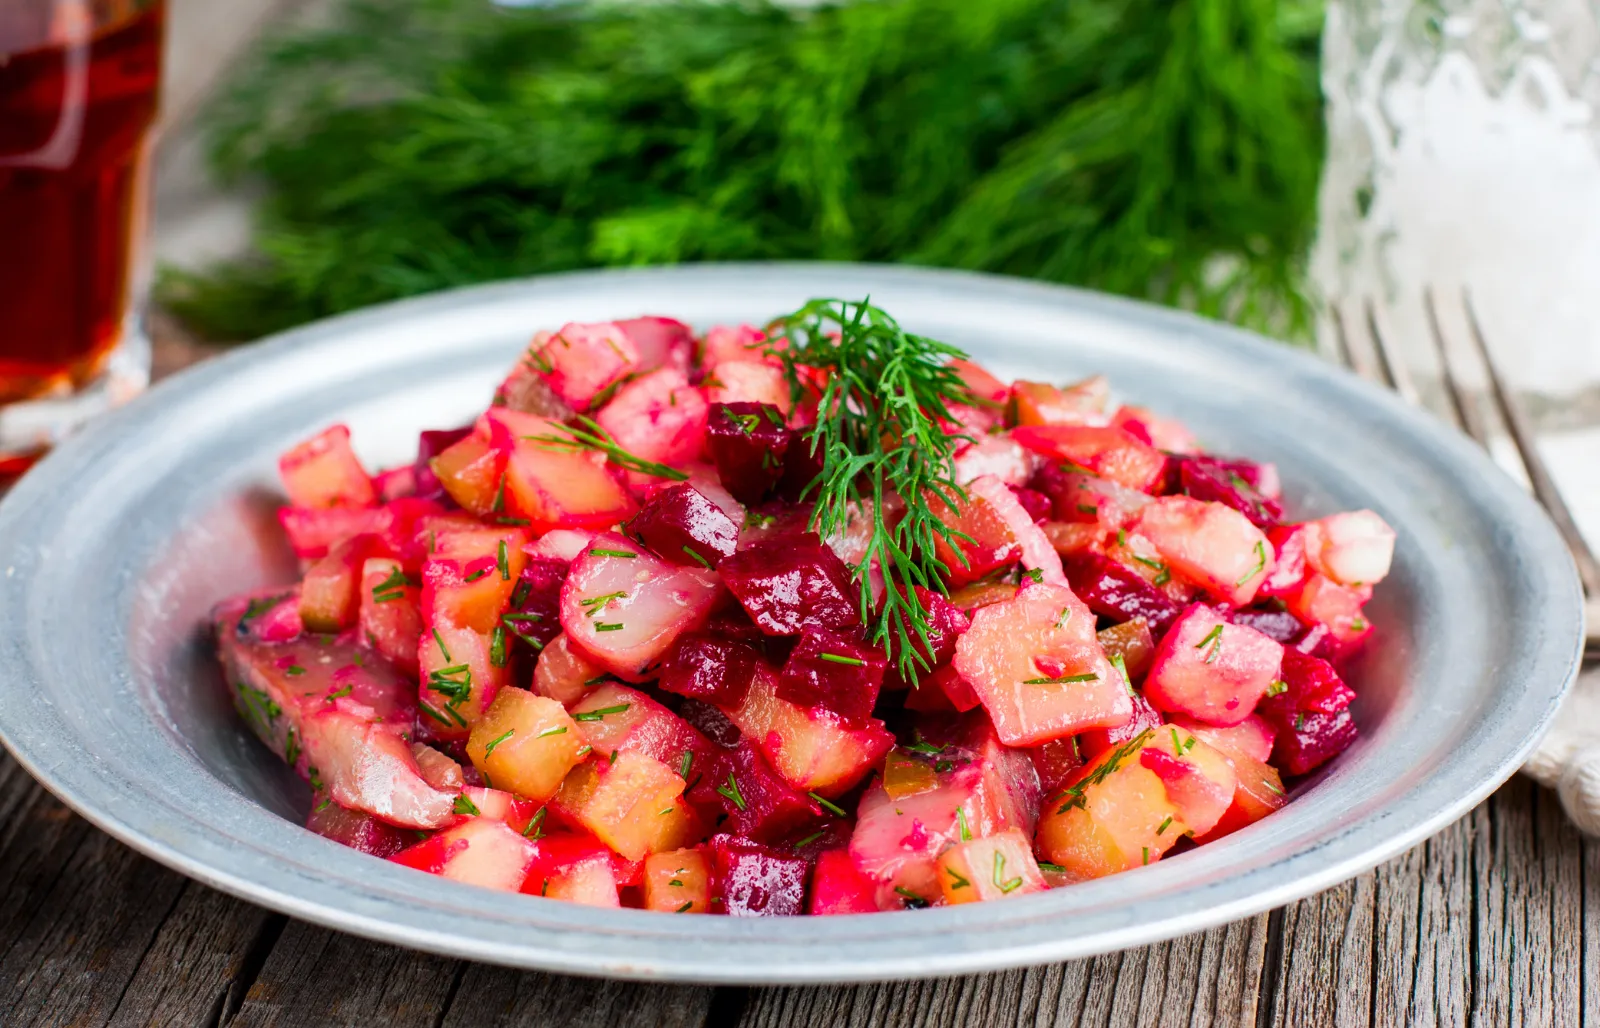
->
[672,697,744,749]
[1228,605,1306,645]
[503,557,568,659]
[525,322,640,410]
[1010,486,1052,523]
[617,316,695,375]
[1261,523,1312,598]
[594,368,709,469]
[775,630,887,728]
[414,427,473,500]
[1061,552,1183,638]
[719,533,860,636]
[1145,605,1284,727]
[1255,651,1359,776]
[279,425,378,510]
[559,534,722,679]
[626,483,739,569]
[1078,689,1163,761]
[952,582,1130,746]
[391,818,541,892]
[1134,496,1275,606]
[706,402,792,504]
[305,798,411,858]
[967,475,1065,585]
[1268,707,1359,777]
[1307,510,1396,587]
[776,435,827,503]
[705,360,791,413]
[1011,424,1167,493]
[953,434,1038,487]
[1177,456,1284,529]
[809,849,879,914]
[710,739,823,838]
[709,835,810,917]
[923,663,982,712]
[1265,649,1357,715]
[657,633,760,707]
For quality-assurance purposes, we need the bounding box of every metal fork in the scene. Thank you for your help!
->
[1329,290,1600,660]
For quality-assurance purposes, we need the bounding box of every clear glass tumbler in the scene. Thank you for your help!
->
[0,0,165,475]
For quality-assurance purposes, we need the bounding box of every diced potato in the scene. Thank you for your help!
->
[430,431,506,517]
[390,818,540,892]
[1145,605,1283,727]
[722,668,893,797]
[643,847,712,913]
[466,689,584,802]
[1134,496,1275,606]
[553,751,703,861]
[300,534,383,633]
[279,425,377,509]
[951,582,1131,746]
[1011,424,1167,493]
[521,833,623,907]
[937,828,1047,904]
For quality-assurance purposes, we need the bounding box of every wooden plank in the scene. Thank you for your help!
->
[737,916,1266,1028]
[1472,777,1584,1027]
[1585,828,1598,1028]
[0,756,189,1027]
[106,886,284,1028]
[1369,820,1473,1027]
[439,964,713,1028]
[1259,876,1376,1027]
[227,920,461,1028]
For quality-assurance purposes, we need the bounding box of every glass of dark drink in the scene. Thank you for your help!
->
[0,0,165,475]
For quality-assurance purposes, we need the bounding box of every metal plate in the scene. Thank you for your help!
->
[0,264,1581,983]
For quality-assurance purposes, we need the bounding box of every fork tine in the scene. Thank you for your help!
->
[1365,300,1421,406]
[1461,291,1600,598]
[1423,287,1494,447]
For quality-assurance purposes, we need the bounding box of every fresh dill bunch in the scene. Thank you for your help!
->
[159,0,1326,343]
[768,298,975,683]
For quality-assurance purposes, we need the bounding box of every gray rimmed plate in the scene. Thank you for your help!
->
[0,264,1581,983]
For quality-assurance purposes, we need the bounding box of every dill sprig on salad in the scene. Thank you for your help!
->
[214,298,1394,914]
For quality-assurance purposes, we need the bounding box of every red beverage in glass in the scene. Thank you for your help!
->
[0,0,164,465]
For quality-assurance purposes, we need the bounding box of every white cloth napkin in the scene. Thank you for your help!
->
[1523,664,1600,834]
